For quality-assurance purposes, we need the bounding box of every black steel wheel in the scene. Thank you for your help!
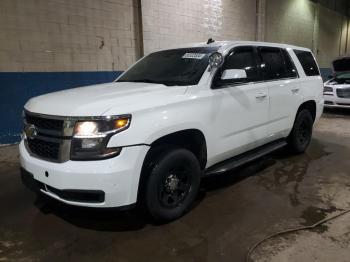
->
[287,109,313,154]
[159,165,192,208]
[145,147,201,222]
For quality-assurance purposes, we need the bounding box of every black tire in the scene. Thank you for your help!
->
[287,109,313,154]
[144,147,201,222]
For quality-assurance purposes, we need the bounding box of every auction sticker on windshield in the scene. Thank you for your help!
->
[182,53,206,59]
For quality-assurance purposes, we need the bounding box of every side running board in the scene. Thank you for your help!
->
[205,139,287,176]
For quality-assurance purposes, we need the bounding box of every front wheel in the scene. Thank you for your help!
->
[144,147,201,222]
[287,109,313,154]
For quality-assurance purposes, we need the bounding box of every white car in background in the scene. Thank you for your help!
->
[324,56,350,108]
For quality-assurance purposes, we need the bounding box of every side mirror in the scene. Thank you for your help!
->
[221,69,247,80]
[328,75,333,79]
[208,52,224,71]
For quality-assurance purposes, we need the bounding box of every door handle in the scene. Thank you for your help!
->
[255,93,267,100]
[291,87,300,94]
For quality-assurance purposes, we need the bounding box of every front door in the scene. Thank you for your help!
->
[209,46,270,165]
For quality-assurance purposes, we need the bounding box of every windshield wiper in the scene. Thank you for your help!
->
[118,79,160,84]
[117,79,187,86]
[158,81,188,86]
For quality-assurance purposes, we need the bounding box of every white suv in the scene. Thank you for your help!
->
[20,41,324,221]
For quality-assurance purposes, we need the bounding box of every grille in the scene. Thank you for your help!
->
[336,88,350,98]
[25,113,63,131]
[24,112,72,162]
[27,139,60,160]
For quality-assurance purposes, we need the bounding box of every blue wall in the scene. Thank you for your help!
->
[0,68,332,145]
[320,68,333,81]
[0,71,122,144]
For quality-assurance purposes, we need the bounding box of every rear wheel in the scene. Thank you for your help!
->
[144,147,201,222]
[287,109,313,154]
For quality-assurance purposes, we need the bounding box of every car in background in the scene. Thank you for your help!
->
[324,56,350,108]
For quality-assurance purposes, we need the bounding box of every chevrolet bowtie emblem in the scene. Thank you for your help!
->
[25,125,37,139]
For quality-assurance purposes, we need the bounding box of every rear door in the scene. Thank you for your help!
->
[209,46,270,164]
[293,49,323,113]
[258,46,302,140]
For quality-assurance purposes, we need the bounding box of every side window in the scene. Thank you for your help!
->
[281,49,298,78]
[214,46,260,87]
[293,50,320,76]
[259,47,286,80]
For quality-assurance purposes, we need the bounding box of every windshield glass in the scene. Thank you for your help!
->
[117,47,218,86]
[333,72,350,84]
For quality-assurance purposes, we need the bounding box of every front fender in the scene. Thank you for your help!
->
[106,107,207,148]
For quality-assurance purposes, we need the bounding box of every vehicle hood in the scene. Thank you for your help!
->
[332,56,350,73]
[25,82,188,116]
[324,80,350,88]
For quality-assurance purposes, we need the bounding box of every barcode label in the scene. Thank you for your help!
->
[182,53,206,59]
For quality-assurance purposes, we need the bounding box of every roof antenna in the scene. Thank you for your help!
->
[207,38,215,44]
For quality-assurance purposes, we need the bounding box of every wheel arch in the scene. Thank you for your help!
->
[146,128,207,170]
[136,128,207,203]
[297,100,316,122]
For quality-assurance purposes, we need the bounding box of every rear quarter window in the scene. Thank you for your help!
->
[293,50,320,76]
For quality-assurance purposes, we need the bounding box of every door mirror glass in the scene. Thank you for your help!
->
[209,52,224,71]
[221,69,247,80]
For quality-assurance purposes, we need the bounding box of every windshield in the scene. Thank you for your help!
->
[333,72,350,84]
[117,47,218,86]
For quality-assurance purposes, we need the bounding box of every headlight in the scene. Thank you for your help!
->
[323,86,333,93]
[70,115,131,160]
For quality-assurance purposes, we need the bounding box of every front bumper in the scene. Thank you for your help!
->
[324,94,350,108]
[19,140,149,208]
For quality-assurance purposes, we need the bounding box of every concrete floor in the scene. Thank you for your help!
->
[1,108,350,262]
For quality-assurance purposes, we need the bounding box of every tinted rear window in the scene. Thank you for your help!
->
[259,47,287,80]
[293,50,320,76]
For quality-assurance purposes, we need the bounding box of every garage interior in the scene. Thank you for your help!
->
[1,0,350,261]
